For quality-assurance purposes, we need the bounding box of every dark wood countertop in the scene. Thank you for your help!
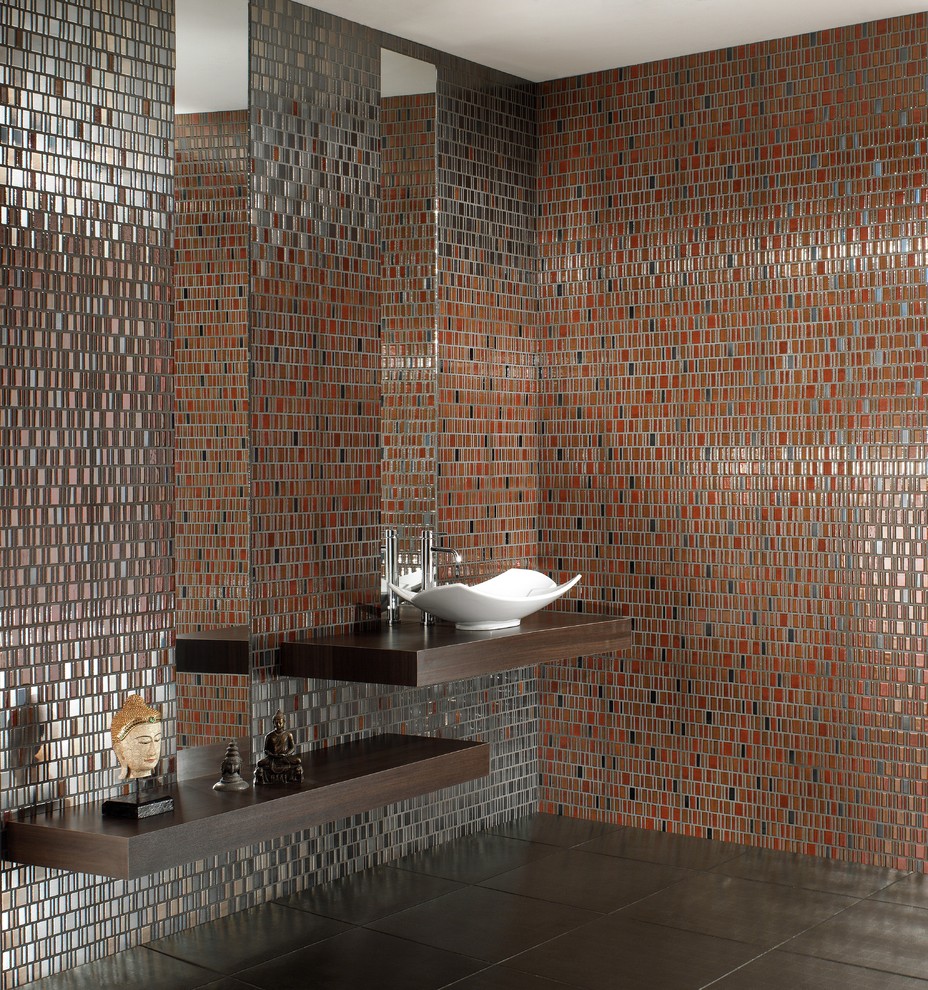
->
[3,734,489,880]
[281,611,632,687]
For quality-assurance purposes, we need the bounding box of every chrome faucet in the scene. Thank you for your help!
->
[419,528,462,624]
[383,528,400,625]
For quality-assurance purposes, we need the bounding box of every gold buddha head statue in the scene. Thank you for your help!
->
[111,694,163,780]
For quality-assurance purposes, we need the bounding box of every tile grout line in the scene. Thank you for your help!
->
[696,890,881,989]
[378,835,621,989]
[430,853,701,986]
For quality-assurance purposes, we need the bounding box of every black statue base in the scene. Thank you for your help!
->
[102,794,174,819]
[103,778,174,819]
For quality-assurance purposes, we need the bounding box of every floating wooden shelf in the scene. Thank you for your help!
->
[176,625,250,674]
[281,611,632,687]
[3,734,489,880]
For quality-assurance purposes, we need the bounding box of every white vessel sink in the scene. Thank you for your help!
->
[390,568,582,630]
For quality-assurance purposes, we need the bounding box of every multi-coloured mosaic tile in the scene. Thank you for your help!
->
[0,0,175,984]
[249,0,383,671]
[175,672,250,749]
[173,110,252,752]
[537,12,928,873]
[436,64,539,577]
[248,0,541,887]
[381,92,439,541]
[2,0,541,984]
[7,0,925,986]
[175,110,251,636]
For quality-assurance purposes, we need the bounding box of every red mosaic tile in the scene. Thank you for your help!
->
[537,13,928,872]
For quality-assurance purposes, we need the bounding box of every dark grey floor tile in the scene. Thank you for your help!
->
[577,826,743,871]
[447,967,583,989]
[715,845,907,898]
[147,902,349,975]
[490,813,618,848]
[503,914,758,990]
[871,872,928,909]
[200,980,265,990]
[621,870,855,948]
[277,863,461,924]
[481,848,689,913]
[22,946,222,990]
[391,832,557,884]
[711,949,928,989]
[238,927,482,990]
[369,885,599,963]
[784,899,928,979]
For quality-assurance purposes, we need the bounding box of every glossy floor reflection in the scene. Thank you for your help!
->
[25,815,928,990]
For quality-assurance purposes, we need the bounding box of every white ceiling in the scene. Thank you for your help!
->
[304,0,926,82]
[176,0,927,112]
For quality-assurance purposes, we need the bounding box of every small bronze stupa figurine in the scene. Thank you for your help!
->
[253,710,303,785]
[213,739,250,792]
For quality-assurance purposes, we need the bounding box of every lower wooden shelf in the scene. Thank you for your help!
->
[3,734,489,880]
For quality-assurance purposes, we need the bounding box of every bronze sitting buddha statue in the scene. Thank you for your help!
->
[253,709,303,785]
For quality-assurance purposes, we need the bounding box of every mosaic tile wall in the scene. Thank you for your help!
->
[26,0,925,981]
[0,0,175,985]
[248,0,540,830]
[436,64,539,577]
[381,93,438,545]
[246,9,541,976]
[2,0,540,984]
[174,111,251,749]
[536,13,928,872]
[174,671,250,750]
[249,0,382,671]
[174,110,251,636]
